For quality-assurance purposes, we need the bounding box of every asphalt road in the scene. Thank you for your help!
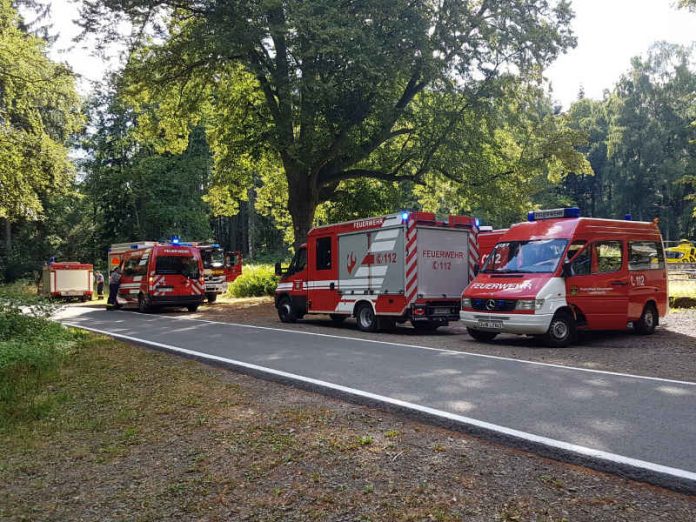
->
[57,307,696,492]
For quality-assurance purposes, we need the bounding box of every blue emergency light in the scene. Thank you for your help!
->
[528,207,581,221]
[401,211,409,221]
[624,213,632,221]
[474,218,481,228]
[212,243,220,248]
[170,235,180,244]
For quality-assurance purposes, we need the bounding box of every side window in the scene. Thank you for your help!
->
[593,241,623,274]
[569,242,591,276]
[629,241,664,271]
[316,237,332,270]
[123,256,141,276]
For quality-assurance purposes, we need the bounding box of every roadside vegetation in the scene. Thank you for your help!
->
[226,263,279,298]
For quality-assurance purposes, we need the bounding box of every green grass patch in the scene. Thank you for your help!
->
[227,263,280,297]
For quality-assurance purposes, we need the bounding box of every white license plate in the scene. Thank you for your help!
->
[433,308,450,315]
[61,291,82,296]
[477,320,503,330]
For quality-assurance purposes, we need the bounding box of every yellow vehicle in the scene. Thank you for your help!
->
[665,239,696,263]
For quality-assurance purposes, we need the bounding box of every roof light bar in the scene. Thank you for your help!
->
[528,207,581,221]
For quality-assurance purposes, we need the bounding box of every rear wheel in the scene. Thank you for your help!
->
[138,294,151,313]
[206,292,218,303]
[329,314,346,324]
[186,304,199,312]
[277,297,297,323]
[634,303,658,335]
[355,303,379,332]
[467,328,498,342]
[541,310,575,347]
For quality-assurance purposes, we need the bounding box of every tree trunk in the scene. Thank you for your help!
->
[247,187,255,260]
[287,173,318,248]
[3,218,10,254]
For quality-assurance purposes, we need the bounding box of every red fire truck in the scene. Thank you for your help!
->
[461,208,669,347]
[225,251,243,283]
[477,227,508,265]
[39,262,93,302]
[112,241,206,312]
[275,212,479,332]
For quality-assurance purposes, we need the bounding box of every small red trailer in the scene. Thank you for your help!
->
[275,211,479,332]
[40,262,93,302]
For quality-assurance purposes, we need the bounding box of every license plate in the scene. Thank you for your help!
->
[477,320,503,330]
[432,308,450,316]
[61,291,82,296]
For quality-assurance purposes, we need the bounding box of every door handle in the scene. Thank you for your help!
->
[330,282,335,290]
[611,280,628,286]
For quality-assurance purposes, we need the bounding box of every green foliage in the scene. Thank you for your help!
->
[227,264,279,298]
[0,284,79,421]
[0,0,83,222]
[79,0,577,244]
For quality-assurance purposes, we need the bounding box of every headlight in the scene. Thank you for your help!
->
[515,299,545,311]
[461,298,472,309]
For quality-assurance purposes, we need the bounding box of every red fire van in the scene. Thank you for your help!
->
[275,212,479,332]
[461,208,668,347]
[115,242,205,312]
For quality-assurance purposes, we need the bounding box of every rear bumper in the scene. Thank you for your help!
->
[150,295,205,305]
[412,300,461,322]
[459,310,553,335]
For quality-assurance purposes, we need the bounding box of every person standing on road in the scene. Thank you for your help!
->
[95,271,105,299]
[107,267,121,310]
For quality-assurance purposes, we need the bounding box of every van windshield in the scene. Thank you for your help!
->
[155,256,200,278]
[483,239,569,274]
[201,249,225,269]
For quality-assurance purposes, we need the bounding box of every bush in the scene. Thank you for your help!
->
[0,284,77,422]
[227,264,280,297]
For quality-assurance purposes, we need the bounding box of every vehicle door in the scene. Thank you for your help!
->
[152,249,202,297]
[285,246,308,312]
[565,240,629,329]
[119,252,143,304]
[307,235,339,312]
[627,240,667,319]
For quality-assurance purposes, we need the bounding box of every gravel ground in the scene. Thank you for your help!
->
[190,299,696,382]
[2,336,694,521]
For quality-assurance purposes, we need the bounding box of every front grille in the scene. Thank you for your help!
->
[471,298,516,311]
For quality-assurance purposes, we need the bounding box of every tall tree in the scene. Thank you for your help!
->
[79,0,576,245]
[0,0,83,252]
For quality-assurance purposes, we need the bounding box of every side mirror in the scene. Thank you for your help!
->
[561,262,572,278]
[274,262,283,276]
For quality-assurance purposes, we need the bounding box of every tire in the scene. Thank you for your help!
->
[329,314,346,324]
[467,328,499,342]
[412,321,440,332]
[277,297,297,323]
[138,294,151,313]
[206,292,217,303]
[355,303,379,332]
[187,304,200,313]
[634,303,658,335]
[541,310,575,348]
[81,295,88,303]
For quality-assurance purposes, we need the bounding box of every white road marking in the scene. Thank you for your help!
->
[57,320,696,485]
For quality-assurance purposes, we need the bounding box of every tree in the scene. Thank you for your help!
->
[79,0,576,245]
[0,0,83,252]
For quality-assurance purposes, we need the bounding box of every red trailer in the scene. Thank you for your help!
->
[275,212,479,332]
[39,262,93,302]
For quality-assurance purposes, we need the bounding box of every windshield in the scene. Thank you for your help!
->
[665,251,683,259]
[483,239,569,274]
[201,249,225,269]
[155,255,200,278]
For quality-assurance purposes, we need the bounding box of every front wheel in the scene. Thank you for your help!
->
[541,311,575,347]
[277,297,297,323]
[634,303,658,335]
[206,292,218,303]
[355,303,379,332]
[138,294,151,313]
[467,328,498,342]
[187,304,199,313]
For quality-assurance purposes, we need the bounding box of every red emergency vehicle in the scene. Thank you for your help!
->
[114,241,205,312]
[275,212,479,331]
[477,227,508,265]
[39,262,93,302]
[225,251,243,283]
[461,208,668,347]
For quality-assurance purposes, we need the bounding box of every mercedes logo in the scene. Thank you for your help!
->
[485,299,496,311]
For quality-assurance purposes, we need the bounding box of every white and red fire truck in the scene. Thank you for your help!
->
[109,241,205,312]
[195,243,229,303]
[274,212,479,331]
[39,262,93,301]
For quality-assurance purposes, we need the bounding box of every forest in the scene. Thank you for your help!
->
[1,0,695,281]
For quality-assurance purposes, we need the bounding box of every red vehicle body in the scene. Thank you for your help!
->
[39,262,93,301]
[115,243,206,312]
[461,208,668,346]
[477,227,508,265]
[275,212,479,332]
[225,251,243,283]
